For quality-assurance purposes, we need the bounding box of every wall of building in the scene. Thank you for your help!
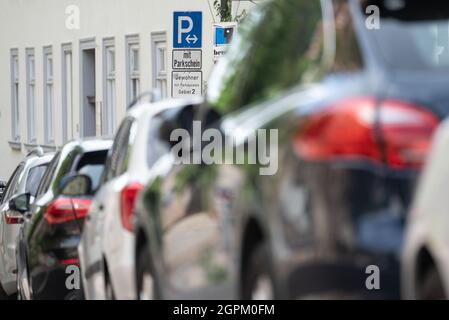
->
[0,0,255,179]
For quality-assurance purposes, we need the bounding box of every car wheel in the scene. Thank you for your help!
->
[420,267,446,300]
[136,244,157,300]
[0,284,8,300]
[242,244,275,300]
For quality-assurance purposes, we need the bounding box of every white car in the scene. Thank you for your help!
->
[403,119,449,300]
[78,97,202,300]
[0,149,53,299]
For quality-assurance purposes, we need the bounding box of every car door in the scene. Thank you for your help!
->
[3,161,50,282]
[0,164,25,279]
[144,99,238,299]
[22,153,61,286]
[17,153,59,299]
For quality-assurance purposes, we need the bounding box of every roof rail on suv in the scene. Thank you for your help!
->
[127,89,162,110]
[26,146,45,158]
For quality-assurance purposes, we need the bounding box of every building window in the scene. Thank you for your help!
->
[151,32,168,99]
[43,46,54,145]
[10,49,20,144]
[103,38,116,135]
[26,48,36,144]
[62,43,73,143]
[126,35,140,106]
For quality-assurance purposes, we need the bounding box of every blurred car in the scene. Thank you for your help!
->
[78,97,202,300]
[134,0,449,299]
[402,119,449,300]
[0,148,54,299]
[16,139,112,300]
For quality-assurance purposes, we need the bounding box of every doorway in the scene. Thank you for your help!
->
[80,39,96,137]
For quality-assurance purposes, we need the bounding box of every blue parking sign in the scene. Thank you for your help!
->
[173,12,202,48]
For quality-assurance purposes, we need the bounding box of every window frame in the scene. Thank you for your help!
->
[10,48,20,146]
[43,46,54,146]
[61,43,73,143]
[102,37,116,136]
[26,48,36,145]
[125,34,140,106]
[151,32,168,98]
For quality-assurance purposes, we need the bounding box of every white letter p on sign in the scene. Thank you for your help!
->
[178,16,193,44]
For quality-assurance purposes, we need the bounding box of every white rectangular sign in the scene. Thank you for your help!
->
[213,46,227,62]
[173,49,202,69]
[172,71,202,98]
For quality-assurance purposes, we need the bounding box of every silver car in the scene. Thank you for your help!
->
[0,148,54,299]
[79,97,201,299]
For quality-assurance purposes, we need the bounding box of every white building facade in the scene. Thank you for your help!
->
[0,0,254,178]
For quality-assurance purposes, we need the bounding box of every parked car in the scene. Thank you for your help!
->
[16,139,112,300]
[402,119,449,300]
[78,97,202,300]
[134,0,449,299]
[0,148,54,299]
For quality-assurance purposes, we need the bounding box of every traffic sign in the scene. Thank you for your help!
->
[172,49,202,70]
[214,22,237,46]
[172,71,202,98]
[213,22,237,62]
[173,12,202,48]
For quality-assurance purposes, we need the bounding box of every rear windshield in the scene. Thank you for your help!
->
[26,164,49,196]
[361,0,449,70]
[76,150,108,192]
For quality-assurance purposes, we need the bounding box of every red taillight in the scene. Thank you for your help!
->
[44,198,92,225]
[5,213,23,224]
[380,100,439,169]
[60,258,80,265]
[294,97,439,169]
[120,182,144,232]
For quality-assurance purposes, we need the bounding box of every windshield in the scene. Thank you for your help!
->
[361,0,449,70]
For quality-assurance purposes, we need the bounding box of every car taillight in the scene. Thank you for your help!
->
[60,258,80,265]
[44,198,92,225]
[5,213,23,224]
[120,182,144,232]
[294,97,439,169]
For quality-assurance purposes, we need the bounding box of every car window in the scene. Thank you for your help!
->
[0,181,6,197]
[1,164,24,203]
[332,0,364,72]
[104,118,134,181]
[207,0,326,114]
[146,115,172,167]
[25,164,49,197]
[75,150,109,192]
[361,0,449,70]
[36,152,61,197]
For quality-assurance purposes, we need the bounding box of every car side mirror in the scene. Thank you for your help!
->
[59,174,92,197]
[9,193,31,214]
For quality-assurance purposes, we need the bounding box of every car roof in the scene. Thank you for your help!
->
[127,97,204,119]
[23,153,55,168]
[62,138,113,154]
[21,152,55,167]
